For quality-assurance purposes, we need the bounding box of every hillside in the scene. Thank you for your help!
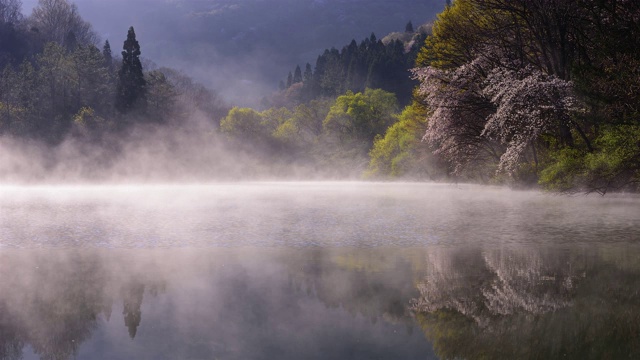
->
[21,0,445,106]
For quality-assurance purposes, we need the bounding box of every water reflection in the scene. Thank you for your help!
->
[412,246,640,359]
[1,246,639,359]
[1,183,639,359]
[0,250,167,360]
[0,249,435,360]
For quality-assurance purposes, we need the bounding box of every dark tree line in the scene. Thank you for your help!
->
[275,27,429,108]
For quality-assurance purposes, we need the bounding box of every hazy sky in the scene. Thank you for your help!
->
[19,0,444,106]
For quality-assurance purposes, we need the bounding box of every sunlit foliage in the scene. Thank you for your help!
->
[367,102,435,178]
[323,88,397,145]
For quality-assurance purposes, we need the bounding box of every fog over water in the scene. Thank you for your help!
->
[4,1,639,358]
[1,183,640,359]
[2,182,639,249]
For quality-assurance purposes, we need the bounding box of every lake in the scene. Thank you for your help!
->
[0,182,639,359]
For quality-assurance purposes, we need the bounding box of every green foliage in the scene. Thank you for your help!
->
[219,89,404,177]
[416,0,485,69]
[273,99,329,146]
[145,70,177,123]
[367,102,432,178]
[540,126,640,193]
[220,107,265,138]
[539,148,587,192]
[323,88,398,145]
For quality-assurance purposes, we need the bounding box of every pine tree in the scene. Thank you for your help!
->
[405,21,414,33]
[116,26,146,114]
[303,63,313,83]
[102,40,113,71]
[286,71,293,88]
[293,65,302,84]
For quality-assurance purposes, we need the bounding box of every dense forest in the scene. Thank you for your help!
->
[1,0,639,192]
[271,22,430,107]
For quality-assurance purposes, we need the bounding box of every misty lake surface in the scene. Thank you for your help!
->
[0,182,639,359]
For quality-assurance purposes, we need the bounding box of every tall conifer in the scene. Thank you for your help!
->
[116,26,146,113]
[102,40,113,71]
[293,65,302,84]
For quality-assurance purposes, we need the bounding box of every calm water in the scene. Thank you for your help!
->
[0,182,639,359]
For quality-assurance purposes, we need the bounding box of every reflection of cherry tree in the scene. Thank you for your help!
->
[480,249,573,316]
[412,246,640,359]
[411,248,490,325]
[411,247,576,326]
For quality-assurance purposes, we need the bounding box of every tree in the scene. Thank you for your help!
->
[411,0,640,191]
[413,59,501,179]
[293,64,302,84]
[482,66,581,175]
[0,0,28,67]
[405,21,414,33]
[35,42,77,139]
[72,44,111,113]
[29,0,97,47]
[0,0,22,24]
[323,88,398,145]
[145,70,177,123]
[367,102,435,178]
[286,71,293,88]
[301,62,313,100]
[116,26,146,114]
[220,107,265,138]
[102,39,113,72]
[303,63,313,83]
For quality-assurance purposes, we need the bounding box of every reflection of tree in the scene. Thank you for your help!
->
[412,247,640,359]
[283,248,422,326]
[0,304,23,360]
[122,282,145,338]
[0,250,166,359]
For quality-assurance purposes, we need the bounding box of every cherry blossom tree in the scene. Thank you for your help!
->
[412,56,501,178]
[482,65,582,174]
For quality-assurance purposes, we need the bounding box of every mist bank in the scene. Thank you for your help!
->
[3,1,640,193]
[0,120,373,184]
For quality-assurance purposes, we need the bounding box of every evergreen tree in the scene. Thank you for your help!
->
[116,26,146,113]
[303,63,313,83]
[405,21,414,33]
[293,64,302,84]
[286,71,293,88]
[102,39,113,71]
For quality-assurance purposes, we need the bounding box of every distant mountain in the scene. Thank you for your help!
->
[21,0,445,106]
